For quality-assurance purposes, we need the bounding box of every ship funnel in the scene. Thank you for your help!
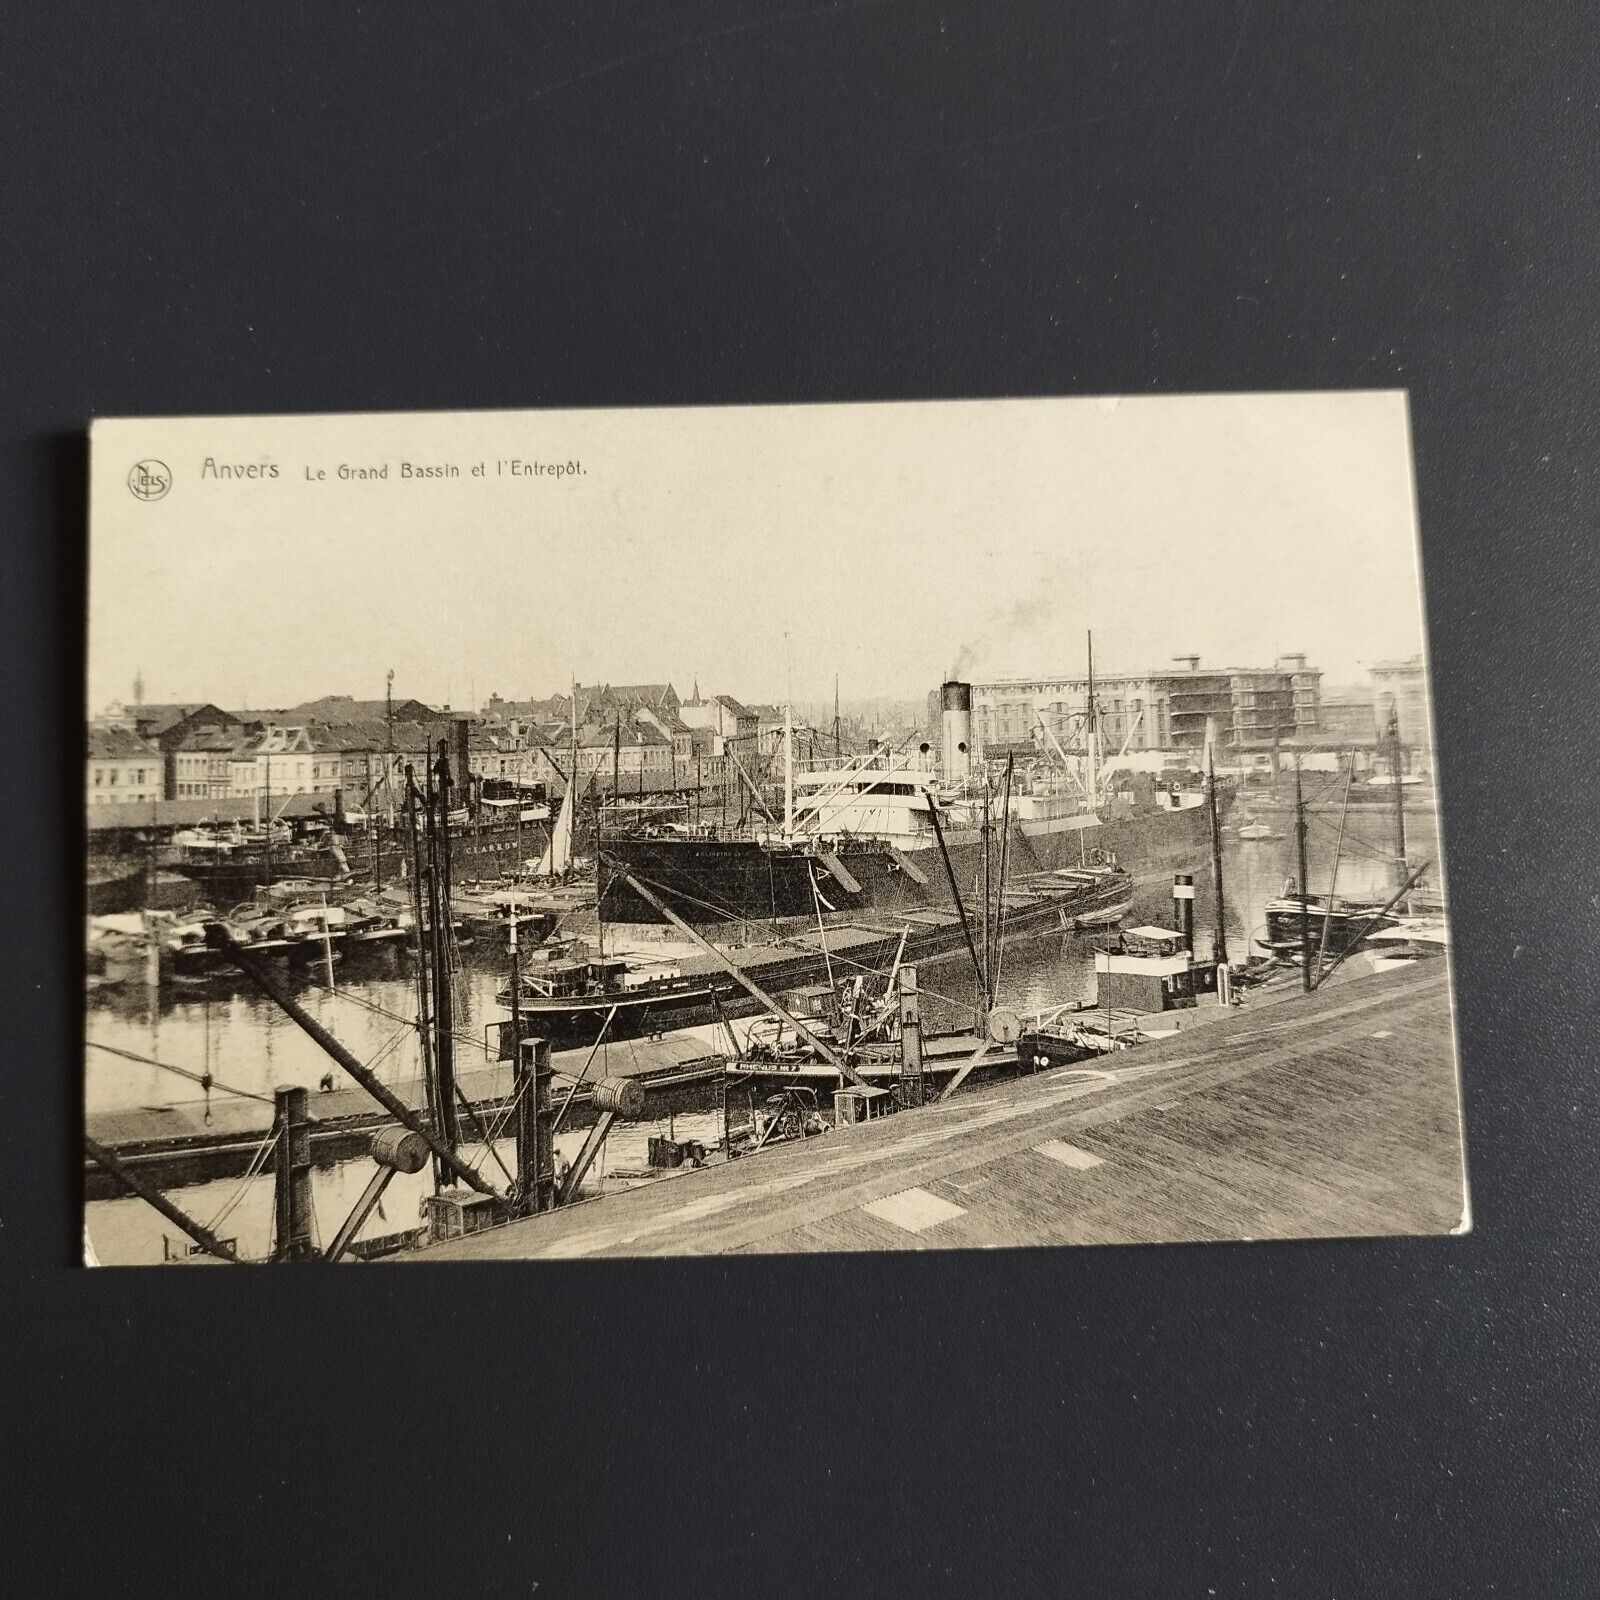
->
[941,680,974,781]
[1173,873,1196,955]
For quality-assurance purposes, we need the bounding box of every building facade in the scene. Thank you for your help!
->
[88,728,163,806]
[678,693,758,755]
[971,655,1325,756]
[1368,656,1431,755]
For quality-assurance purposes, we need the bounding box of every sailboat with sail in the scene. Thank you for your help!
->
[533,781,575,878]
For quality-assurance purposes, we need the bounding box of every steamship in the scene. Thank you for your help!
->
[601,681,1226,928]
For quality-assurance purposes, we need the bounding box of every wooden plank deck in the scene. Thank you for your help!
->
[412,965,1465,1260]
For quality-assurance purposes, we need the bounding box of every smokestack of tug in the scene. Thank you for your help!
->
[1173,872,1195,955]
[941,680,973,781]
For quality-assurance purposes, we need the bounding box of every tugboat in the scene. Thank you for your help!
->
[1015,1007,1145,1071]
[1260,891,1396,959]
[1017,877,1228,1071]
[496,952,722,1045]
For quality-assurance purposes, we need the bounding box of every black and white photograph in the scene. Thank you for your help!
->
[15,1,1600,1590]
[83,393,1465,1264]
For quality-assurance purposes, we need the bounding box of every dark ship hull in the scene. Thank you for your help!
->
[169,820,549,906]
[502,868,1136,1047]
[1261,898,1395,957]
[601,799,1220,926]
[86,862,146,914]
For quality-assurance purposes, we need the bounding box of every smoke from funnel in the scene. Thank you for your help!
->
[946,581,1086,684]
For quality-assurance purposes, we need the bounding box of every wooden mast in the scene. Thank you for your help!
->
[1388,704,1410,912]
[1294,757,1311,993]
[263,751,273,885]
[402,765,439,1183]
[1207,730,1228,966]
[1085,630,1098,811]
[569,675,579,878]
[427,741,460,1153]
[991,754,1015,1000]
[783,700,794,840]
[1314,762,1355,987]
[979,780,992,1010]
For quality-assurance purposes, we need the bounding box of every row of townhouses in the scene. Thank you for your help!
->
[88,682,794,811]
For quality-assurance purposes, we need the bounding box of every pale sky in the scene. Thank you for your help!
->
[88,392,1430,712]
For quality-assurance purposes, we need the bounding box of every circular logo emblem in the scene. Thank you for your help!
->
[127,460,171,501]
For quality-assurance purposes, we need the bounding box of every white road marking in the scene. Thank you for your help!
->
[861,1188,967,1233]
[519,1054,1195,1256]
[1033,1139,1104,1171]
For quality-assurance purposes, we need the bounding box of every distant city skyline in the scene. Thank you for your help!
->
[94,660,1408,723]
[89,394,1431,713]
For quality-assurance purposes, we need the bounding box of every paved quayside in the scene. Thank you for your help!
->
[413,964,1464,1260]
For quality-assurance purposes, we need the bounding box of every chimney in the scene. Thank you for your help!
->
[941,681,974,782]
[1174,654,1201,673]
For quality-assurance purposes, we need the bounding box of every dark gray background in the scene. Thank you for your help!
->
[5,3,1597,1595]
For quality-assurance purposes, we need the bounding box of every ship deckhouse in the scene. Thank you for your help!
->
[788,767,943,849]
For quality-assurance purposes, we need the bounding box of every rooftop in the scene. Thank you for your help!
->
[288,695,442,724]
[87,727,159,760]
[85,792,333,831]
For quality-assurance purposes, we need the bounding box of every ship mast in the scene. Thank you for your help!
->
[1387,704,1410,912]
[1085,630,1100,811]
[569,675,579,861]
[782,628,796,842]
[1207,726,1228,966]
[1294,756,1311,993]
[979,779,992,1012]
[264,751,273,885]
[784,700,795,841]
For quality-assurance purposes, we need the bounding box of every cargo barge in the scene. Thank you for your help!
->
[497,863,1132,1046]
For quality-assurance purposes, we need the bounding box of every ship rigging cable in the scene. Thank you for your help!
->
[617,863,989,1023]
[204,1125,280,1234]
[85,1040,274,1104]
[1302,808,1410,866]
[308,976,496,1062]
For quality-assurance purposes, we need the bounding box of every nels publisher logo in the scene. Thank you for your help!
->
[127,459,171,501]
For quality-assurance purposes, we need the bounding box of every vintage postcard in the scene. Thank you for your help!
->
[83,395,1467,1264]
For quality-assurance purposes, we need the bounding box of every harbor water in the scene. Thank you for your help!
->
[85,803,1440,1264]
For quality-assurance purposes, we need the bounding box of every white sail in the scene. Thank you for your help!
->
[536,783,574,877]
